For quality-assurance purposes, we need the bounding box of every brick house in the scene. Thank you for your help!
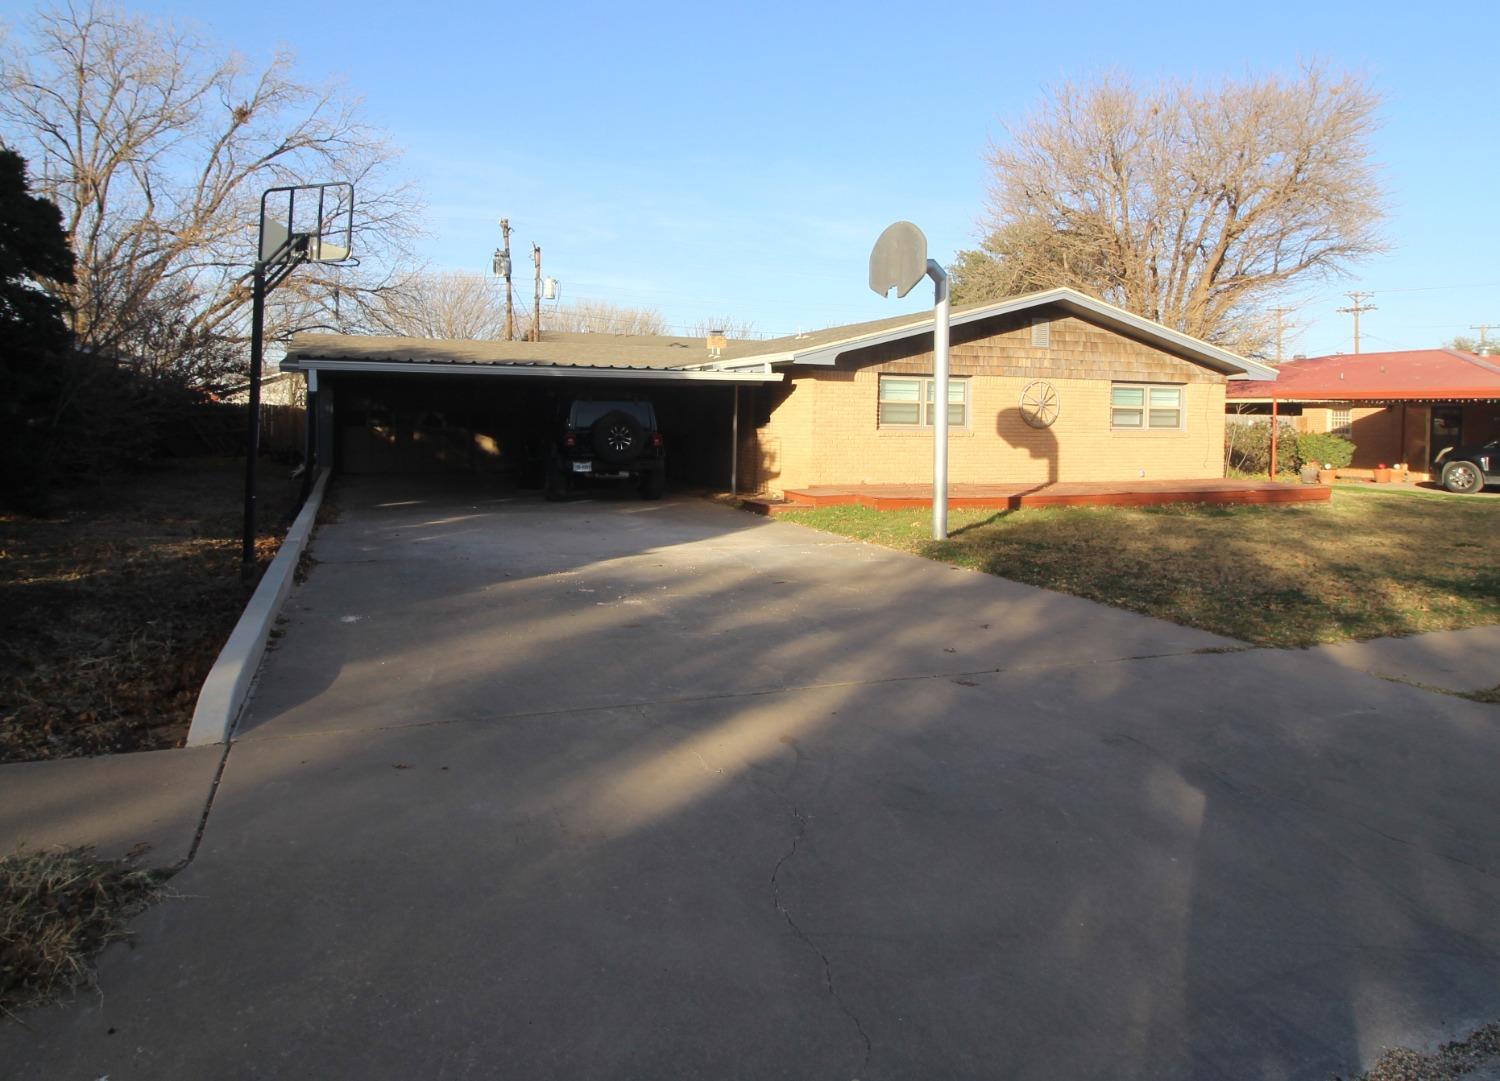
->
[1225,349,1500,480]
[705,288,1275,496]
[281,288,1274,491]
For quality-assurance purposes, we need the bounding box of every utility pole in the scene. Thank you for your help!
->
[1270,306,1293,364]
[532,242,542,342]
[1469,323,1496,354]
[1337,291,1376,354]
[499,218,514,341]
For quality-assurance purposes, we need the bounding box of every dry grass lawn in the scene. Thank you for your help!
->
[1,458,303,762]
[781,485,1500,648]
[0,847,171,1016]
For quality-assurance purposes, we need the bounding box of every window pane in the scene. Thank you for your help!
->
[1149,387,1181,406]
[1112,386,1144,407]
[880,401,921,425]
[1113,408,1143,427]
[1149,409,1181,428]
[947,380,966,403]
[880,378,920,403]
[947,403,966,426]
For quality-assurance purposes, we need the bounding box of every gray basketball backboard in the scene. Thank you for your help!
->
[869,221,928,299]
[258,182,354,265]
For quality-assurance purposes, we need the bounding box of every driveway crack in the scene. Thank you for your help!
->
[771,805,872,1069]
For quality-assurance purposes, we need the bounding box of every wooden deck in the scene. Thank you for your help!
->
[744,478,1330,515]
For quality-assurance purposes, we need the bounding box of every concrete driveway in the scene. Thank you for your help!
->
[7,477,1500,1080]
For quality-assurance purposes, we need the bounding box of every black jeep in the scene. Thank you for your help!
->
[1433,440,1498,494]
[544,398,666,501]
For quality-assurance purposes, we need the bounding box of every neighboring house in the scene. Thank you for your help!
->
[221,370,305,407]
[1226,350,1500,478]
[280,288,1275,494]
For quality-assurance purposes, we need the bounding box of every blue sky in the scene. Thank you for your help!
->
[8,0,1500,355]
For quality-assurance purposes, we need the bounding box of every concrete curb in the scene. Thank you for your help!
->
[186,468,331,747]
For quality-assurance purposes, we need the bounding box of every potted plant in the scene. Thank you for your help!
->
[1299,461,1320,484]
[1318,462,1338,485]
[1374,463,1393,483]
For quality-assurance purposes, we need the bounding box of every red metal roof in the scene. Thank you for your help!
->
[1226,349,1500,401]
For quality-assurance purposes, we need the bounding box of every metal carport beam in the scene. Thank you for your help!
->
[279,359,783,384]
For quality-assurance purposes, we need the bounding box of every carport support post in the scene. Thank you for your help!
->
[1269,396,1279,480]
[301,369,319,501]
[730,385,739,496]
[927,259,950,540]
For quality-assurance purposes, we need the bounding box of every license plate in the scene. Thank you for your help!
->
[571,461,592,474]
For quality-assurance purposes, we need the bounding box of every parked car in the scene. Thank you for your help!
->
[544,398,666,501]
[1433,440,1498,494]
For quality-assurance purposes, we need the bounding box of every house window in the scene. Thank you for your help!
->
[1330,408,1351,437]
[878,375,969,428]
[1111,384,1183,430]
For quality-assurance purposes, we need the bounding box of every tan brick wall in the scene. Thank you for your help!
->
[749,309,1230,495]
[748,379,816,492]
[1347,406,1404,469]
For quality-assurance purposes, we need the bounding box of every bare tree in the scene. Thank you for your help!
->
[687,316,759,340]
[364,272,504,340]
[0,0,419,388]
[545,299,666,336]
[953,66,1385,354]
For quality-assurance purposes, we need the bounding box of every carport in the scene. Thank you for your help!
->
[280,334,783,492]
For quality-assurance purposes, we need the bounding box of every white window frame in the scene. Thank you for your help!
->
[1330,408,1352,437]
[878,374,970,429]
[1111,383,1185,431]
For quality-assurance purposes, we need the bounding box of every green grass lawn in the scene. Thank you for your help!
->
[779,486,1500,648]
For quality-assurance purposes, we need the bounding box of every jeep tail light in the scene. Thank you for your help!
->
[564,434,576,448]
[650,432,663,448]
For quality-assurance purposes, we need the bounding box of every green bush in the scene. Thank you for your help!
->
[1225,420,1301,474]
[1295,432,1355,470]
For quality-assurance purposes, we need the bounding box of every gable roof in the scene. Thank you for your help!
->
[701,287,1276,380]
[1226,349,1500,402]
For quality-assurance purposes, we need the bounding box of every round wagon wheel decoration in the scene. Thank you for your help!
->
[1019,380,1060,428]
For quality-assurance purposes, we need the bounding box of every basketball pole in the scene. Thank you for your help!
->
[926,258,950,541]
[869,221,951,542]
[241,262,268,579]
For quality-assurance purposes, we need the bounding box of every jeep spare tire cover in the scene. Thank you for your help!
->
[592,410,643,464]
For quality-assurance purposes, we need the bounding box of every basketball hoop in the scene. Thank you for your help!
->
[242,182,355,577]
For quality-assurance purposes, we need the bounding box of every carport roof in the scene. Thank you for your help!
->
[1226,348,1500,402]
[281,333,783,382]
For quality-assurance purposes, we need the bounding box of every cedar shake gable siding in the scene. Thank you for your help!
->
[745,307,1228,496]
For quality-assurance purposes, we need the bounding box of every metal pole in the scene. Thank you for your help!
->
[501,218,514,341]
[926,259,950,539]
[242,263,267,578]
[1270,397,1279,480]
[731,384,740,496]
